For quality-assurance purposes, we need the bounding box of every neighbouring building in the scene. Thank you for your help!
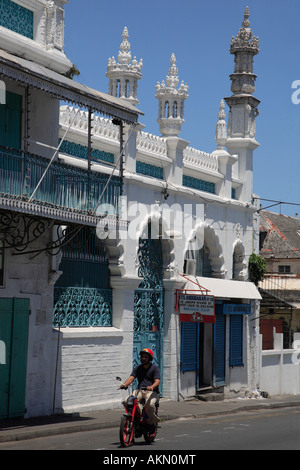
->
[0,2,262,419]
[259,210,300,349]
[0,0,140,419]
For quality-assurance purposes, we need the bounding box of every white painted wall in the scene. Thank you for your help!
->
[259,333,300,396]
[1,227,56,417]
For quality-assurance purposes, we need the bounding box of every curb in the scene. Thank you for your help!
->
[1,399,300,443]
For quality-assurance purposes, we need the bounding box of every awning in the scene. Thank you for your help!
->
[0,48,142,124]
[184,276,262,300]
[259,288,295,309]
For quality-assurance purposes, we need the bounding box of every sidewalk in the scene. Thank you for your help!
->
[1,395,300,443]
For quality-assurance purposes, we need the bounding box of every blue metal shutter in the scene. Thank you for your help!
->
[180,322,199,372]
[214,310,226,386]
[230,315,243,367]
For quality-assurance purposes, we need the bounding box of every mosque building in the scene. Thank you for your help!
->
[0,1,262,418]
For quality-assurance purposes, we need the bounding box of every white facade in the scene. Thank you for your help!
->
[54,11,262,413]
[0,3,264,419]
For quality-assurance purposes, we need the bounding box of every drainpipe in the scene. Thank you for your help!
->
[53,322,61,415]
[87,108,92,211]
[112,119,124,196]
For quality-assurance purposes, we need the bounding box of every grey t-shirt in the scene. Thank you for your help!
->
[131,363,160,392]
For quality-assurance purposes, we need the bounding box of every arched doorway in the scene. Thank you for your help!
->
[182,223,225,389]
[133,223,164,393]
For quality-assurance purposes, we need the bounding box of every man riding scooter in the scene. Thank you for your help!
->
[119,348,160,432]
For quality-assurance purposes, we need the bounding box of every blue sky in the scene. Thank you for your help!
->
[64,0,300,218]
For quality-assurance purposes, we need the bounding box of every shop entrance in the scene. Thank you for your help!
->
[180,322,213,390]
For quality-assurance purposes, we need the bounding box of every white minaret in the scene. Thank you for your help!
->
[224,6,260,203]
[106,27,143,106]
[212,100,238,199]
[155,54,188,137]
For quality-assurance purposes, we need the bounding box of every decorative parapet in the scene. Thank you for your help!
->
[183,147,219,173]
[136,130,167,159]
[59,106,120,143]
[59,106,222,182]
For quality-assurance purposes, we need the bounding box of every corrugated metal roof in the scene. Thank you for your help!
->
[0,48,142,123]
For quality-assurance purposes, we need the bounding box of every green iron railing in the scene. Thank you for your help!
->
[0,146,121,215]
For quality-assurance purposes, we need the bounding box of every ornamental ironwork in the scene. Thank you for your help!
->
[0,0,33,39]
[53,287,112,327]
[133,227,164,392]
[53,226,112,327]
[0,210,53,253]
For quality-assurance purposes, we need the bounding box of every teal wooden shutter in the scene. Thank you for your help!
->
[0,298,30,419]
[0,91,22,149]
[180,322,199,372]
[0,299,13,419]
[9,299,30,417]
[229,315,243,367]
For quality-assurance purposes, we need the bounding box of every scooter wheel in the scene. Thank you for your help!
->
[120,415,134,447]
[144,424,158,444]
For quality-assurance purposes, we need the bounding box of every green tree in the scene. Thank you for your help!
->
[248,253,266,286]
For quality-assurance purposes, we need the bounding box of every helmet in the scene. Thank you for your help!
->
[140,348,154,360]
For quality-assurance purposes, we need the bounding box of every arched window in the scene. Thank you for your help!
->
[125,80,130,98]
[185,245,212,278]
[173,101,178,118]
[116,80,121,97]
[232,243,246,280]
[164,101,169,118]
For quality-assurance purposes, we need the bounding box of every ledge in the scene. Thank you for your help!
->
[52,326,123,339]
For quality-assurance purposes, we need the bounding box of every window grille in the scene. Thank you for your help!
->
[182,175,215,194]
[0,0,33,39]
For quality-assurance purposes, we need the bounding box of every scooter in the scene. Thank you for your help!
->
[116,377,159,447]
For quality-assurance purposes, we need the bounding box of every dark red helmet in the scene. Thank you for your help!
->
[140,348,154,360]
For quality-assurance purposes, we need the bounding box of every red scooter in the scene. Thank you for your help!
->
[116,377,159,447]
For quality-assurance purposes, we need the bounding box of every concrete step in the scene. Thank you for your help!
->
[197,392,224,402]
[196,386,224,402]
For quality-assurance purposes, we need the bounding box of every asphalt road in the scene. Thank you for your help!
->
[1,406,300,451]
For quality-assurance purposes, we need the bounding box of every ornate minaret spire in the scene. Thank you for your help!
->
[225,7,260,140]
[224,7,260,203]
[106,27,143,106]
[155,54,188,136]
[229,6,259,96]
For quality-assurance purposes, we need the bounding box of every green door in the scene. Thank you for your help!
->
[0,91,22,149]
[0,298,30,419]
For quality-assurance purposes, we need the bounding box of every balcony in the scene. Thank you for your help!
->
[0,146,121,224]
